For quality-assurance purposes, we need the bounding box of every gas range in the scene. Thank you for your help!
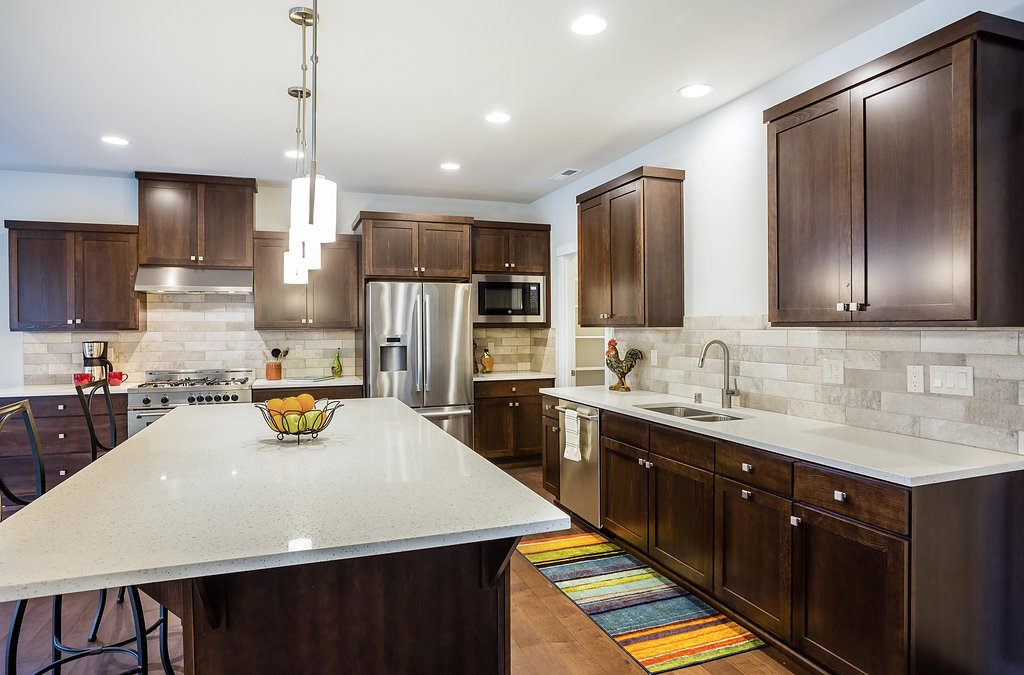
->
[127,369,254,435]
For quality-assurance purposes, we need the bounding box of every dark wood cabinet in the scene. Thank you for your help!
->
[472,222,550,275]
[541,412,560,498]
[714,475,792,640]
[136,172,256,270]
[514,395,543,455]
[253,232,361,330]
[648,454,714,590]
[600,437,649,550]
[767,14,1024,326]
[576,167,685,327]
[353,212,472,280]
[6,222,140,331]
[473,397,516,459]
[472,379,553,459]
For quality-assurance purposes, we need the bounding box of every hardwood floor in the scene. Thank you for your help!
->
[0,464,793,674]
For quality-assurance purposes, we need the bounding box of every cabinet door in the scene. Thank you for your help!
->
[199,184,253,269]
[473,398,515,458]
[577,195,610,326]
[769,92,853,323]
[606,181,645,326]
[253,237,308,330]
[541,416,560,498]
[308,237,361,329]
[792,504,908,674]
[76,232,139,330]
[601,437,649,550]
[138,180,197,265]
[649,455,714,590]
[714,476,792,640]
[472,228,508,273]
[509,230,548,274]
[9,230,75,330]
[418,223,470,279]
[512,395,542,456]
[363,220,418,277]
[851,44,973,322]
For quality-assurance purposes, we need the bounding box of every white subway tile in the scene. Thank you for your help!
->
[921,330,1019,355]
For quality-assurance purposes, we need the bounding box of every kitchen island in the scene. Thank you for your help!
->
[0,398,569,673]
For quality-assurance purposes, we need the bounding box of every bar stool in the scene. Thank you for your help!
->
[1,399,167,674]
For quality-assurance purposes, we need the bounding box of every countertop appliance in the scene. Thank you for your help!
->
[82,341,113,382]
[365,282,473,446]
[127,369,254,437]
[472,274,546,324]
[558,399,602,528]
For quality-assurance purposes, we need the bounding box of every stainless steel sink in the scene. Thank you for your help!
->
[635,403,742,422]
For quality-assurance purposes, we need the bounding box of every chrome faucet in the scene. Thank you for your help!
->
[698,340,736,409]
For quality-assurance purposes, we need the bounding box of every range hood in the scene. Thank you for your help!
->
[134,266,254,294]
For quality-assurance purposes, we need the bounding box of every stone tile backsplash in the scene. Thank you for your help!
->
[23,294,361,384]
[614,315,1024,454]
[472,327,555,374]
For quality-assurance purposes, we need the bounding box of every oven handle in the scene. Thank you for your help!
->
[555,406,599,421]
[132,411,171,417]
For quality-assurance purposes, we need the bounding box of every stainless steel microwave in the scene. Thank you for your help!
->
[472,274,546,324]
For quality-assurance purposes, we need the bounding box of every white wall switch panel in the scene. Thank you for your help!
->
[907,365,924,393]
[928,365,974,396]
[650,349,658,366]
[822,358,844,385]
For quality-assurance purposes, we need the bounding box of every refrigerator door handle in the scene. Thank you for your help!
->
[424,293,432,391]
[415,294,423,392]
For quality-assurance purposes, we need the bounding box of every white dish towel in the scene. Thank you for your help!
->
[563,409,582,462]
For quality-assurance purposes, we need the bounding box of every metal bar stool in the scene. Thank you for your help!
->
[1,399,167,675]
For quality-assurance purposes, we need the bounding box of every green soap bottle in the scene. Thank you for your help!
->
[331,351,342,378]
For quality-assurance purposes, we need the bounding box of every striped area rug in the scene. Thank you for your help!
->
[518,532,764,673]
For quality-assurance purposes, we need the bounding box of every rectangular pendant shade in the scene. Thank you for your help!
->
[288,223,321,270]
[290,174,338,243]
[283,249,308,284]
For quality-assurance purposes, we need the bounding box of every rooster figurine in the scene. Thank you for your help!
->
[605,339,644,392]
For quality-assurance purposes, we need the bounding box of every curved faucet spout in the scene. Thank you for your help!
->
[697,340,736,409]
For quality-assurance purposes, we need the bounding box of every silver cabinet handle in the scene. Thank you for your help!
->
[134,412,167,418]
[58,433,65,439]
[420,409,472,418]
[510,263,516,268]
[75,319,82,324]
[741,462,753,473]
[420,268,426,274]
[66,319,73,325]
[504,262,509,268]
[509,402,514,407]
[790,516,802,526]
[511,386,517,392]
[57,404,64,410]
[552,427,559,432]
[514,402,520,407]
[836,302,849,311]
[545,404,553,410]
[307,318,312,324]
[415,294,422,392]
[424,293,431,392]
[301,318,306,323]
[58,470,67,476]
[833,490,847,502]
[637,457,644,466]
[190,255,196,261]
[850,303,864,311]
[741,489,752,500]
[645,460,653,469]
[198,256,204,261]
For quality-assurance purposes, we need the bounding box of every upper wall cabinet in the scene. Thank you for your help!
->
[576,167,685,328]
[6,221,141,331]
[136,172,257,270]
[352,211,472,281]
[472,221,550,275]
[766,12,1024,326]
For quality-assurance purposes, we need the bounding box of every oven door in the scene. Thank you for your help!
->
[472,274,545,324]
[128,408,174,437]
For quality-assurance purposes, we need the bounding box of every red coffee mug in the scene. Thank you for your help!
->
[73,373,95,386]
[108,372,129,386]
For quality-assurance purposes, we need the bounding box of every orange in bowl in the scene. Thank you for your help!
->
[269,412,285,431]
[281,396,302,415]
[297,393,316,412]
[266,398,285,415]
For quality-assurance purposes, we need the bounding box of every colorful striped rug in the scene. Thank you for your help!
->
[518,532,764,673]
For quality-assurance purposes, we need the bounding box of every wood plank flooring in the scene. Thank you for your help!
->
[0,464,793,674]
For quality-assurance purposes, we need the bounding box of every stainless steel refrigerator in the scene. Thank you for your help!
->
[365,282,474,446]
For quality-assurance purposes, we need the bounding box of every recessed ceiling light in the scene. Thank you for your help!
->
[485,111,511,124]
[570,14,607,36]
[101,136,130,146]
[678,83,714,98]
[440,162,461,171]
[285,149,305,159]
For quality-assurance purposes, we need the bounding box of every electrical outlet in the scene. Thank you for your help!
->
[650,349,658,367]
[822,358,844,385]
[907,365,924,393]
[929,365,974,396]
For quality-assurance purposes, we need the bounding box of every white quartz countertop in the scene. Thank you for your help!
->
[252,376,363,389]
[0,398,568,602]
[0,383,131,398]
[473,371,554,382]
[541,386,1024,487]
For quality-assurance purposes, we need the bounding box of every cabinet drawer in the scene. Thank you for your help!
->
[0,414,126,458]
[0,394,127,419]
[716,442,793,496]
[650,423,714,471]
[602,411,649,449]
[542,395,559,420]
[0,451,92,506]
[473,378,553,399]
[794,463,909,535]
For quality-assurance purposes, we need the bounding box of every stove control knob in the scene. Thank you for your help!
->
[142,397,151,406]
[188,396,196,404]
[160,396,169,405]
[230,394,239,402]
[214,395,222,402]
[205,395,213,403]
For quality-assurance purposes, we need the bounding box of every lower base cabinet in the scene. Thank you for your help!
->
[648,455,714,590]
[472,379,552,459]
[541,410,560,498]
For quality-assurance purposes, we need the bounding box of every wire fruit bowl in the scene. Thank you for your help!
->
[253,399,342,444]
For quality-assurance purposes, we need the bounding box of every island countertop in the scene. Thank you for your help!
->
[0,398,568,602]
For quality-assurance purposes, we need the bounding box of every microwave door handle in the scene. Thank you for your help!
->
[424,293,431,392]
[415,295,422,393]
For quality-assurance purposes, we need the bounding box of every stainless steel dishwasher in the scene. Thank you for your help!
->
[557,400,602,528]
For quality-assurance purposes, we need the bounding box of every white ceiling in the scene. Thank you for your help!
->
[0,1,921,203]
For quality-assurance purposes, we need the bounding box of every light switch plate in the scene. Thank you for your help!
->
[907,365,924,393]
[928,365,974,396]
[650,349,658,367]
[822,358,844,385]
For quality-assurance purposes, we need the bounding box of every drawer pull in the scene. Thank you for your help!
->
[508,402,514,407]
[645,460,653,469]
[638,457,644,466]
[741,462,753,473]
[741,489,752,500]
[790,516,801,527]
[59,470,67,476]
[833,490,847,503]
[57,404,64,410]
[58,433,65,439]
[514,402,520,407]
[511,387,517,392]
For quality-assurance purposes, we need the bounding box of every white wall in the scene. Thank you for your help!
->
[530,0,1024,322]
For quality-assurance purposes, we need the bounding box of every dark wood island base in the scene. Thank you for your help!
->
[143,537,520,674]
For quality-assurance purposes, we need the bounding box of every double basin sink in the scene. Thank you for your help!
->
[635,403,743,423]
